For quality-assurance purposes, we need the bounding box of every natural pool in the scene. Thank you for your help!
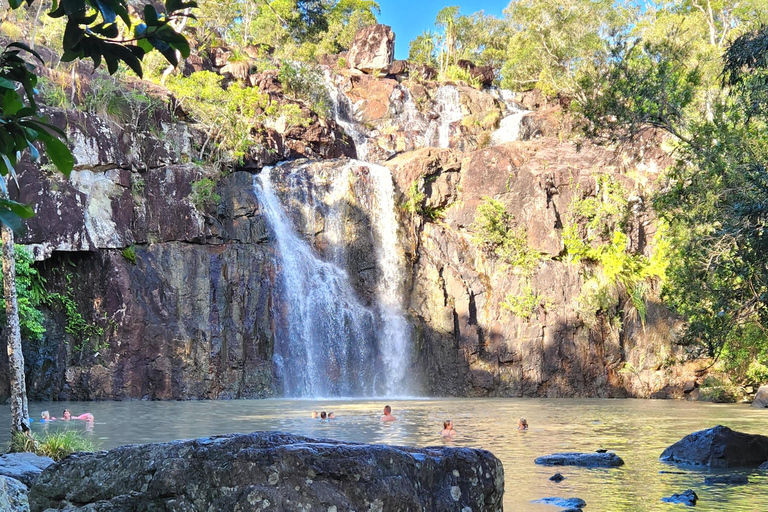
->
[2,398,767,511]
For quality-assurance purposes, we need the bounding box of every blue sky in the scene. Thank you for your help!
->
[377,1,511,60]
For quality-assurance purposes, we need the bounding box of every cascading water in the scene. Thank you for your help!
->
[255,161,412,397]
[489,88,531,144]
[323,71,370,161]
[425,85,464,148]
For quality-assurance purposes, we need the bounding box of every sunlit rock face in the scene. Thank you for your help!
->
[347,24,395,75]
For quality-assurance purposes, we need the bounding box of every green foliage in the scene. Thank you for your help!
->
[0,246,46,342]
[9,430,97,461]
[402,181,444,222]
[190,177,221,211]
[278,61,331,117]
[121,246,137,265]
[471,197,541,274]
[501,284,543,320]
[440,65,480,88]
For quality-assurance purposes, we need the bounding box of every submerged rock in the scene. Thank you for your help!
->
[0,475,29,512]
[0,453,54,487]
[661,489,697,506]
[704,474,749,485]
[660,425,768,468]
[549,472,566,482]
[532,496,586,509]
[535,452,625,467]
[29,431,504,511]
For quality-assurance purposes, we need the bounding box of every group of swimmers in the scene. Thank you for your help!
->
[311,411,336,421]
[40,409,94,423]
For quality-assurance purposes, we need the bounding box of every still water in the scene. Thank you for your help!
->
[3,398,767,511]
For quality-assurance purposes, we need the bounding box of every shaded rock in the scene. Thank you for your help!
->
[532,497,586,509]
[549,473,565,482]
[751,384,768,407]
[661,489,697,506]
[472,65,494,87]
[348,24,395,75]
[660,425,768,468]
[388,59,409,76]
[704,474,749,485]
[535,452,625,467]
[759,461,768,470]
[29,431,504,511]
[0,475,29,512]
[411,63,437,80]
[0,453,54,487]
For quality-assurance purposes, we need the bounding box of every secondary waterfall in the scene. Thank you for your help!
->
[425,85,464,148]
[255,161,411,397]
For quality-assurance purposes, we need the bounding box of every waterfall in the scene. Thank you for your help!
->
[323,71,370,161]
[425,85,464,148]
[255,161,412,397]
[489,88,531,144]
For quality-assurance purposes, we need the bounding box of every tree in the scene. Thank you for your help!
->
[1,0,196,436]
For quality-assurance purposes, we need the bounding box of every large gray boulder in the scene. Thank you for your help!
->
[29,431,504,511]
[0,453,54,487]
[751,385,768,407]
[348,24,395,75]
[660,425,768,468]
[0,475,29,512]
[534,452,624,467]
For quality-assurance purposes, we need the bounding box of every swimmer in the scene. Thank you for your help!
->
[320,411,327,420]
[381,405,396,422]
[328,412,336,420]
[441,420,457,437]
[63,410,94,422]
[311,411,319,419]
[40,410,55,422]
[517,417,528,430]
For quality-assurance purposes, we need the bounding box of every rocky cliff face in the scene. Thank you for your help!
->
[0,33,695,400]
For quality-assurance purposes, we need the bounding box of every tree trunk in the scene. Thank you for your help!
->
[2,223,30,435]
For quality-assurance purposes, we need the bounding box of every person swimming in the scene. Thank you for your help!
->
[441,420,457,437]
[320,411,327,421]
[328,412,336,420]
[40,410,55,422]
[381,405,396,422]
[63,409,94,422]
[311,411,319,419]
[517,417,528,430]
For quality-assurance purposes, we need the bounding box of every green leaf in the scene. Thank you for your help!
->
[0,207,25,234]
[0,199,34,218]
[0,77,17,90]
[2,90,24,116]
[40,134,73,176]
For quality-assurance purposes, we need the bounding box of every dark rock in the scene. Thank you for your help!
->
[388,59,409,76]
[0,453,54,487]
[660,425,768,468]
[28,431,504,512]
[0,475,29,512]
[210,46,232,67]
[549,473,565,482]
[751,385,768,407]
[347,24,395,75]
[596,448,608,453]
[471,65,495,87]
[532,497,586,509]
[535,452,625,467]
[661,489,697,506]
[704,474,749,485]
[759,461,768,470]
[411,63,437,81]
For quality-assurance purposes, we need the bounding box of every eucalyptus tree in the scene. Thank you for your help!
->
[1,0,195,436]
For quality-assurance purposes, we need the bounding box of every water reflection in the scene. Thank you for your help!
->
[2,398,767,511]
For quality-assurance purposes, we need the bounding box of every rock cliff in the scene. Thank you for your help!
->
[0,35,696,400]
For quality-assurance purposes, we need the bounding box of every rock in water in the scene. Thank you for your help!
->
[532,497,587,508]
[0,475,29,512]
[28,431,504,511]
[751,385,768,407]
[661,489,698,506]
[549,472,565,482]
[704,474,750,485]
[535,452,625,467]
[348,24,395,75]
[660,425,768,468]
[0,453,55,487]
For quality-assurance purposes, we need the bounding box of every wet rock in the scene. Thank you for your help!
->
[0,453,55,487]
[759,461,768,470]
[535,452,625,467]
[532,497,586,509]
[660,425,768,468]
[751,385,768,407]
[28,431,504,511]
[704,474,749,485]
[348,24,395,75]
[0,475,29,512]
[661,489,697,506]
[549,473,565,482]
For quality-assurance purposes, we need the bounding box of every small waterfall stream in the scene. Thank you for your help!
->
[425,85,464,148]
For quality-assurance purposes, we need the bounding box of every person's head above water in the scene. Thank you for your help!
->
[41,410,51,420]
[384,405,391,415]
[443,420,453,429]
[311,411,318,419]
[517,417,528,429]
[328,412,336,419]
[63,409,71,420]
[320,411,327,420]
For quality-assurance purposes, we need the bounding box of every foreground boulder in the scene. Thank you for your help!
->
[29,431,504,511]
[0,475,29,512]
[751,385,768,407]
[660,425,768,468]
[535,452,624,467]
[0,453,54,487]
